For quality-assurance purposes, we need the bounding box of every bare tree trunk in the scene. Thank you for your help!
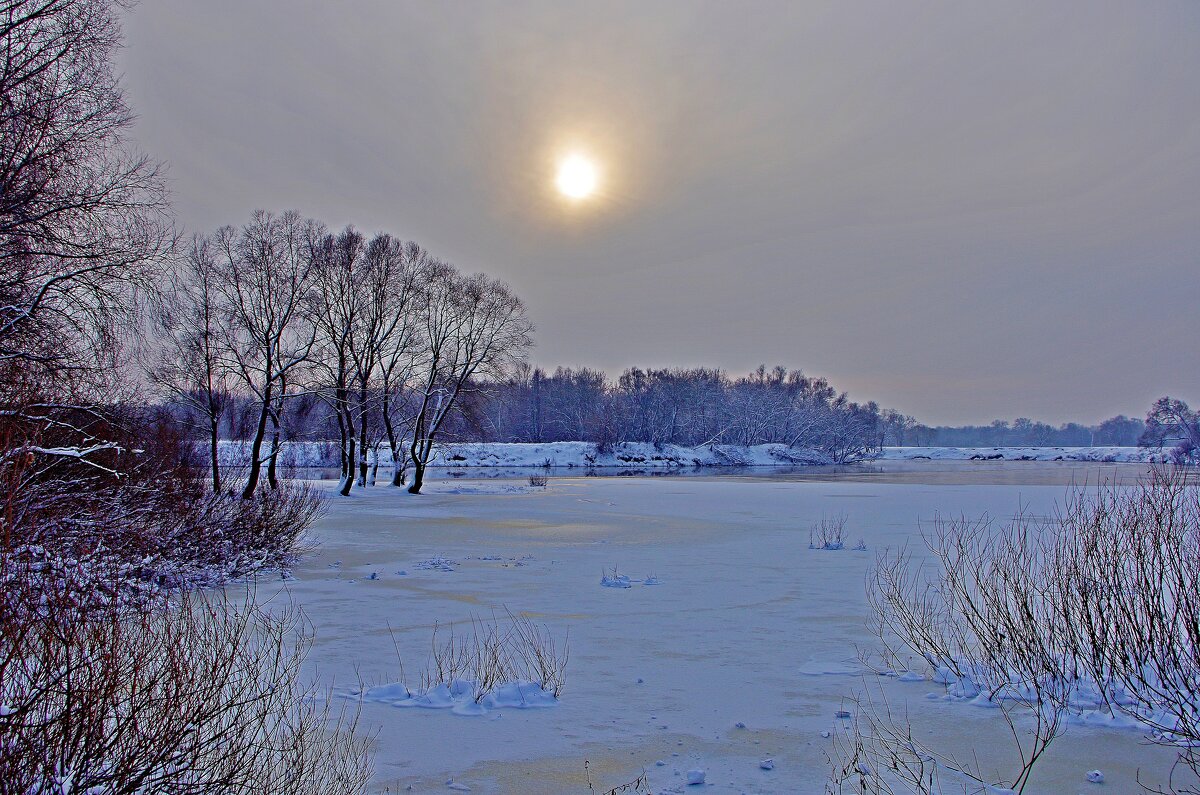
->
[340,401,352,494]
[209,414,222,493]
[267,376,288,490]
[407,443,426,494]
[242,385,273,499]
[340,437,352,499]
[356,385,369,488]
[334,389,349,489]
[408,390,437,495]
[382,393,406,487]
[267,422,280,490]
[335,384,356,496]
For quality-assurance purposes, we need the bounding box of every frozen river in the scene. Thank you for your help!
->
[275,461,1178,794]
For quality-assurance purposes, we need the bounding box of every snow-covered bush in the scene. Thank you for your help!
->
[0,590,373,794]
[846,466,1200,793]
[3,414,324,616]
[28,480,318,587]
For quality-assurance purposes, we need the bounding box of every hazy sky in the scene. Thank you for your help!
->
[119,1,1200,425]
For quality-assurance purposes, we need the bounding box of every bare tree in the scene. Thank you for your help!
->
[210,211,320,499]
[408,267,532,494]
[148,236,230,492]
[348,233,422,489]
[308,226,365,496]
[0,0,170,380]
[1141,396,1200,462]
[0,0,170,484]
[370,237,426,488]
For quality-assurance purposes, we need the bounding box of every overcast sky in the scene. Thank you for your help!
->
[119,1,1200,425]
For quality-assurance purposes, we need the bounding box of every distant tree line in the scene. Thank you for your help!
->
[194,364,1177,472]
[477,364,883,462]
[888,414,1146,448]
[192,364,886,466]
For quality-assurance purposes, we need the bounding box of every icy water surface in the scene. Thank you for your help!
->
[275,462,1180,794]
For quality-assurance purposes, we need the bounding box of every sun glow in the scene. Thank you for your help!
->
[555,154,598,199]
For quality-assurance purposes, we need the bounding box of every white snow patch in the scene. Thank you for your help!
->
[360,679,558,717]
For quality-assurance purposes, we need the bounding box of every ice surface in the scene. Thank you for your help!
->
[270,465,1173,793]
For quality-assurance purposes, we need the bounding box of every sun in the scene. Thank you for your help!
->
[555,154,598,199]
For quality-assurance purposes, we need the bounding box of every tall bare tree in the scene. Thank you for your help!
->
[210,211,320,499]
[408,267,532,494]
[148,236,230,492]
[0,0,171,522]
[1,0,169,401]
[360,235,425,488]
[1141,396,1200,462]
[308,226,364,496]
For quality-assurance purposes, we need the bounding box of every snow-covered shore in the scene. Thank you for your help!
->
[216,440,1173,470]
[881,445,1170,463]
[217,440,837,469]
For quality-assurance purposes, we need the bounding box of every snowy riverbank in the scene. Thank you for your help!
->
[880,445,1170,463]
[216,440,1172,470]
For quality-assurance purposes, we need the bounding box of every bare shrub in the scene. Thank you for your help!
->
[811,512,848,550]
[5,468,324,616]
[2,403,325,615]
[509,610,570,698]
[0,590,373,795]
[849,466,1200,793]
[585,760,651,794]
[420,610,569,702]
[826,687,1061,795]
[826,692,939,795]
[528,473,548,488]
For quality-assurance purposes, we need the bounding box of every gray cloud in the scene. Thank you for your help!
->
[119,0,1200,424]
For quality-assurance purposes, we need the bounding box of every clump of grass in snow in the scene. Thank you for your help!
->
[419,610,569,702]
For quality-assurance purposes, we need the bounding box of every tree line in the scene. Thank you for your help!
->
[151,216,533,496]
[887,414,1146,448]
[189,363,890,470]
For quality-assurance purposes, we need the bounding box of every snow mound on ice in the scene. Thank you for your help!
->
[600,568,663,588]
[360,679,558,716]
[600,571,632,588]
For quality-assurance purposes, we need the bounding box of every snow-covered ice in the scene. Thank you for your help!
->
[265,461,1178,794]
